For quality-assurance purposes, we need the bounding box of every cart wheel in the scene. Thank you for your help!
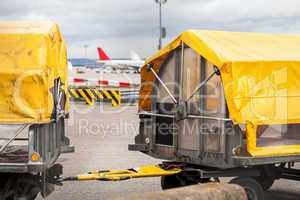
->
[253,176,275,191]
[161,174,185,190]
[199,178,211,183]
[161,173,206,190]
[230,177,264,200]
[0,174,40,200]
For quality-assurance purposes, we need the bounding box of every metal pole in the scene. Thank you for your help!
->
[83,44,89,58]
[158,1,162,50]
[156,0,166,50]
[148,65,177,104]
[186,67,220,103]
[0,125,29,153]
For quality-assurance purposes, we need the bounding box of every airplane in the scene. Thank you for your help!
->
[68,59,97,74]
[96,47,144,72]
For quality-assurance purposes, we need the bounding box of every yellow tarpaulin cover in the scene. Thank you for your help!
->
[139,30,300,157]
[0,22,68,124]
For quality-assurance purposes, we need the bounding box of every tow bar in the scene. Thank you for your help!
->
[62,163,183,182]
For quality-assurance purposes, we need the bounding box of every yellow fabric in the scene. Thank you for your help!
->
[0,22,68,124]
[245,122,300,156]
[139,30,300,157]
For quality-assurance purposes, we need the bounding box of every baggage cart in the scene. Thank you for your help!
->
[0,22,73,199]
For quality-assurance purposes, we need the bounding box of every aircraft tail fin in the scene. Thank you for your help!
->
[130,51,142,61]
[97,47,111,60]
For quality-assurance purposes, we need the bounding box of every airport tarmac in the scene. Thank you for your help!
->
[39,102,300,200]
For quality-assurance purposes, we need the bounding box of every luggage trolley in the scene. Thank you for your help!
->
[0,22,74,199]
[126,30,300,200]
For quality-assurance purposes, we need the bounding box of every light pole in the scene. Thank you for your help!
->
[155,0,167,50]
[83,44,89,58]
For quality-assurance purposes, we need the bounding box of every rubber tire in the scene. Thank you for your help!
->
[253,176,275,191]
[230,177,265,200]
[161,174,208,190]
[199,178,211,183]
[0,175,39,200]
[161,175,185,190]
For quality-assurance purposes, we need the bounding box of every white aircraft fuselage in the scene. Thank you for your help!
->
[96,59,144,68]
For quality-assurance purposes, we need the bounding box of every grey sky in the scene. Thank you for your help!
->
[1,0,300,59]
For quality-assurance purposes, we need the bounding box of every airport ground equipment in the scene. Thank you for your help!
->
[128,30,300,200]
[68,87,121,107]
[63,163,182,181]
[0,22,73,199]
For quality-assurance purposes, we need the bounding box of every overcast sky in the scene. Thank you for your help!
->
[1,0,300,59]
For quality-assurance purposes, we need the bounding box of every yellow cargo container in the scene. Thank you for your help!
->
[0,21,68,123]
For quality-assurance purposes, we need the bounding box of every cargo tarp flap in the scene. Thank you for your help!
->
[139,30,300,157]
[0,22,68,123]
